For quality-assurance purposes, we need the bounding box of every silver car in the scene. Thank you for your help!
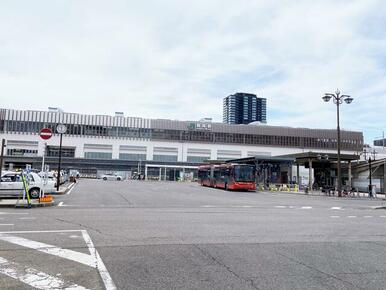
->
[100,173,123,181]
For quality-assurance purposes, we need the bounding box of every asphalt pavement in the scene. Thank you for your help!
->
[0,179,385,290]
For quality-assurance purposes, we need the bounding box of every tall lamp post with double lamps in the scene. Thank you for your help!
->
[322,89,353,197]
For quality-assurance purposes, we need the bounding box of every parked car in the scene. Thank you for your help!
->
[38,171,57,193]
[0,171,50,199]
[100,173,123,181]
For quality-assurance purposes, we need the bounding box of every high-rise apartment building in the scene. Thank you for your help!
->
[223,93,267,124]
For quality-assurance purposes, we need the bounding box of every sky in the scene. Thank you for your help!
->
[0,0,385,144]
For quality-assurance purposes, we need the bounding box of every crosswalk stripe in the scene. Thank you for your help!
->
[0,256,88,290]
[0,234,96,268]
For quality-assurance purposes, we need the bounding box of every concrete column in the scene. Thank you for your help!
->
[296,163,300,184]
[145,165,148,180]
[159,167,162,181]
[348,161,352,188]
[146,144,153,161]
[112,144,119,159]
[383,161,386,194]
[308,159,313,190]
[210,149,216,161]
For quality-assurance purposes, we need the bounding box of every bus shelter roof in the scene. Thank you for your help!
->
[226,155,295,165]
[278,151,360,165]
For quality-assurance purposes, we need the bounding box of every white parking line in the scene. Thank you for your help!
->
[348,216,357,218]
[0,257,89,290]
[301,206,312,209]
[66,183,77,195]
[331,207,343,210]
[0,212,28,215]
[0,224,14,226]
[18,217,36,220]
[274,206,287,208]
[330,216,340,218]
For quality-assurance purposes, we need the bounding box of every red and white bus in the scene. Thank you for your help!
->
[198,163,256,191]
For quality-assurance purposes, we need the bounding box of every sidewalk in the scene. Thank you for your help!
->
[270,189,386,200]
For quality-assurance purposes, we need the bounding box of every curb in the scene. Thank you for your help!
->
[373,206,386,210]
[0,200,55,208]
[51,182,76,195]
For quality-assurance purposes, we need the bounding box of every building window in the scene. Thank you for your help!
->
[153,155,178,162]
[119,153,146,161]
[84,152,112,159]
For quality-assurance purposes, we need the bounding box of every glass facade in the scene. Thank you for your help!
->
[7,149,38,156]
[84,152,112,159]
[186,156,209,163]
[47,146,75,157]
[223,93,267,124]
[119,153,146,161]
[153,155,178,162]
[0,110,363,152]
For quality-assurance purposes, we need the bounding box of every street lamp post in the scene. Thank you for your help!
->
[363,149,377,197]
[322,89,353,197]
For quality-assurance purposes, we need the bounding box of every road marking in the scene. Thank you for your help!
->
[275,206,287,208]
[81,230,117,290]
[301,206,312,209]
[0,224,14,226]
[331,207,343,210]
[380,216,386,218]
[66,183,77,195]
[0,230,117,290]
[364,216,373,218]
[0,212,28,215]
[0,256,88,290]
[348,216,357,218]
[0,229,81,234]
[330,216,340,218]
[202,205,214,208]
[18,217,36,220]
[58,202,64,207]
[0,233,96,267]
[241,205,253,208]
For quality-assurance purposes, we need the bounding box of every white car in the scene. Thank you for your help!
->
[100,173,123,181]
[0,171,53,199]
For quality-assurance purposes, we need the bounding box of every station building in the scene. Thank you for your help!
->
[0,108,364,183]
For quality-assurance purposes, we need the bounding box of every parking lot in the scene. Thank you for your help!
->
[0,179,385,289]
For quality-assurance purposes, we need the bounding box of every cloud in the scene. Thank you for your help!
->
[0,0,385,143]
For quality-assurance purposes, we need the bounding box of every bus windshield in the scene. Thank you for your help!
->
[234,165,255,182]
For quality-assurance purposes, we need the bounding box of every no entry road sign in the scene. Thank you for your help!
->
[39,128,52,140]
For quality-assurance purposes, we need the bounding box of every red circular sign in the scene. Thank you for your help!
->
[39,128,52,140]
